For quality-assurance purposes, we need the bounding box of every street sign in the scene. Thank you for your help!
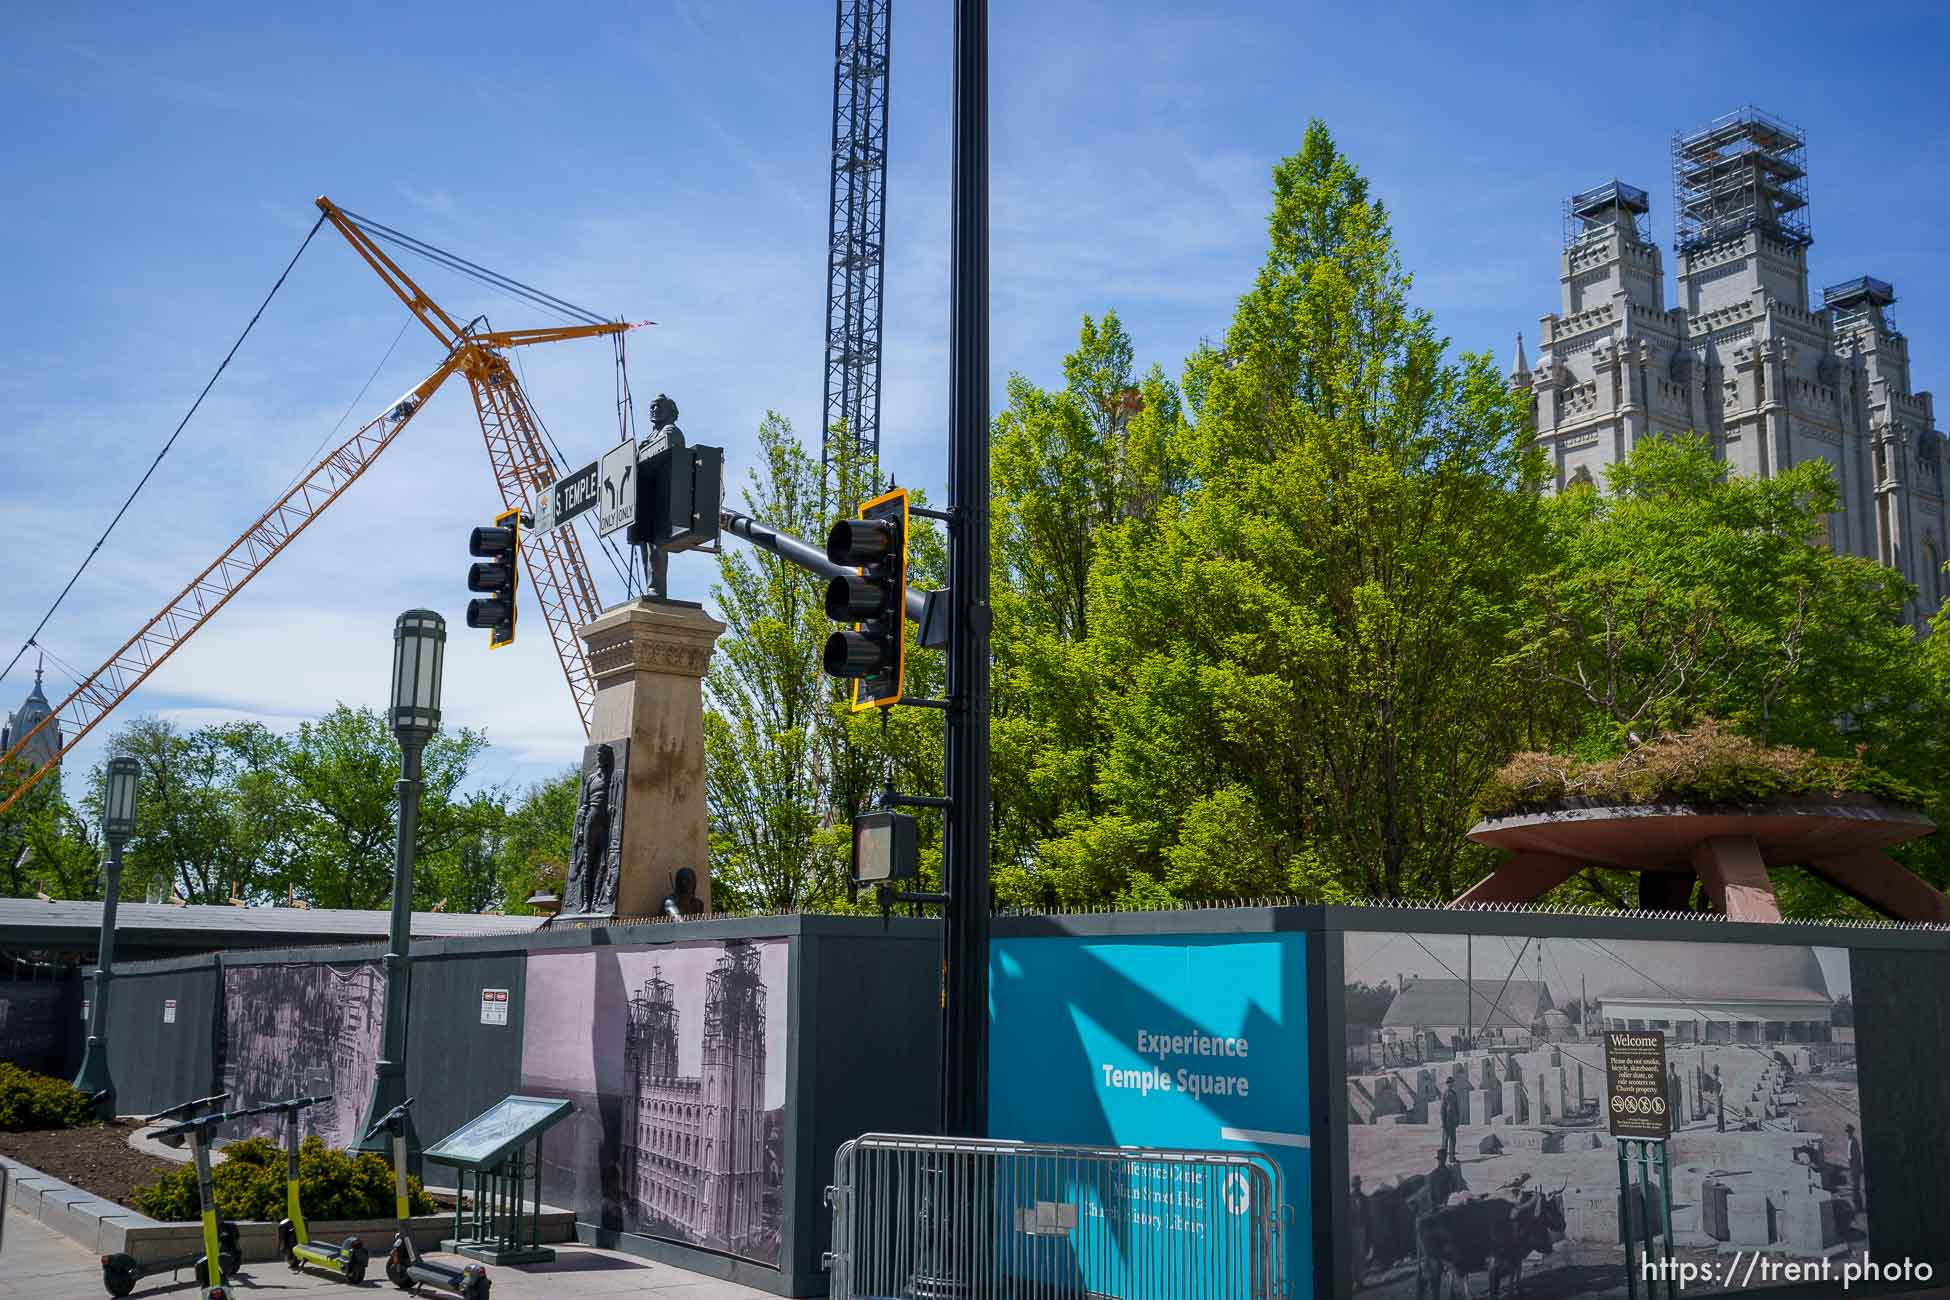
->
[544,460,600,534]
[1604,1029,1672,1140]
[598,441,637,537]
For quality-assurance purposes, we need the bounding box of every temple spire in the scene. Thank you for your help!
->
[1511,332,1533,390]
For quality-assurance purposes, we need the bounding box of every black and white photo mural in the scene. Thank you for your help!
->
[1342,932,1868,1297]
[519,939,787,1268]
[220,961,383,1146]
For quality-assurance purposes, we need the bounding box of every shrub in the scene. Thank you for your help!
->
[131,1134,435,1222]
[1476,719,1925,819]
[0,1063,93,1131]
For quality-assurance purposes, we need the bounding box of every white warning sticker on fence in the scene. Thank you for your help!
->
[163,999,177,1024]
[480,988,510,1026]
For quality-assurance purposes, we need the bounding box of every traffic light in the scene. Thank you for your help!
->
[823,486,907,710]
[466,508,520,649]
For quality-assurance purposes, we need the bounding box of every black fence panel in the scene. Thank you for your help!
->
[402,950,527,1156]
[0,971,81,1075]
[104,957,221,1116]
[786,923,941,1293]
[1849,946,1950,1286]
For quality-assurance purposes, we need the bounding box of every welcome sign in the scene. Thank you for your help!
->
[989,931,1313,1296]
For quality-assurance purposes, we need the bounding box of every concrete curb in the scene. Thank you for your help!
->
[0,1153,574,1266]
[2,1152,159,1257]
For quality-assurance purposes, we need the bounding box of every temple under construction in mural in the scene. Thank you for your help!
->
[1514,106,1948,623]
[621,943,771,1255]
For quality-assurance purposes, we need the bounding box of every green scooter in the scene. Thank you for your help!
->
[364,1097,490,1300]
[100,1093,241,1298]
[269,1092,370,1282]
[125,1097,294,1300]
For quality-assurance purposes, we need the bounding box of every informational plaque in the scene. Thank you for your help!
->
[163,999,177,1024]
[423,1095,575,1172]
[479,988,509,1026]
[1604,1029,1672,1140]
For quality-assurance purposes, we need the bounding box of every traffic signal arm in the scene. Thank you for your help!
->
[719,508,928,624]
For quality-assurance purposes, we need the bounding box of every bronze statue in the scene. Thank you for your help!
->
[566,742,621,917]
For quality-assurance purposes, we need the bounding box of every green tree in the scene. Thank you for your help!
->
[988,313,1190,896]
[1047,121,1544,904]
[1502,436,1949,908]
[106,718,282,904]
[279,705,495,910]
[492,767,578,913]
[1,759,71,898]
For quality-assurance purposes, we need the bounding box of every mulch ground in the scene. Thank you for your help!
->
[0,1119,178,1209]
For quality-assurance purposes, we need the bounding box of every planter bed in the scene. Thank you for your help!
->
[2,1151,574,1265]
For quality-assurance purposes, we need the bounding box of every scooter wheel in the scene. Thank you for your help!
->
[387,1248,413,1289]
[461,1274,490,1300]
[217,1247,242,1281]
[346,1239,369,1284]
[102,1254,140,1298]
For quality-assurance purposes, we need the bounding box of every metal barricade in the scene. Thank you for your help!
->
[826,1133,1289,1300]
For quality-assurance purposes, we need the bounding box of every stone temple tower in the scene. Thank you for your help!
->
[1517,107,1950,623]
[1,660,63,777]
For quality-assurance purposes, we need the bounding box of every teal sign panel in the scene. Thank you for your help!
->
[989,932,1312,1296]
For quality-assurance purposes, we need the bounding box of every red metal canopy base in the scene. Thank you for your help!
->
[1455,800,1949,923]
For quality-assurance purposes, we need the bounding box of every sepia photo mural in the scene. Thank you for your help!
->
[220,961,384,1146]
[1342,931,1868,1297]
[520,939,788,1268]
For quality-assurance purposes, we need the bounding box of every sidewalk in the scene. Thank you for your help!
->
[0,1207,773,1300]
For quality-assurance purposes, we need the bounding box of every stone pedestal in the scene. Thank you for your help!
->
[578,599,727,917]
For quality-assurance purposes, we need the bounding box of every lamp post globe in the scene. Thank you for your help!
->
[75,755,141,1116]
[355,610,445,1171]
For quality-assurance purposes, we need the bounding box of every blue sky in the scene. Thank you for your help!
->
[4,1,1948,800]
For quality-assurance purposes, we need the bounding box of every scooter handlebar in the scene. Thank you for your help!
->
[263,1093,333,1111]
[145,1091,229,1124]
[359,1096,416,1143]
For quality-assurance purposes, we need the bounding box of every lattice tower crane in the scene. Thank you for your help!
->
[821,0,892,503]
[0,197,632,816]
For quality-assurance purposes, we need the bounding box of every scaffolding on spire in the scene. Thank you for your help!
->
[1672,106,1810,253]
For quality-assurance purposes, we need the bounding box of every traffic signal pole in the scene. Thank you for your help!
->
[941,0,990,1139]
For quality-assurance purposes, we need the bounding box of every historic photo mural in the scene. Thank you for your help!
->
[220,961,383,1146]
[1343,932,1867,1297]
[519,939,787,1268]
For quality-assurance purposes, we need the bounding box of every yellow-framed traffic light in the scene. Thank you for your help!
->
[465,507,521,649]
[823,486,907,710]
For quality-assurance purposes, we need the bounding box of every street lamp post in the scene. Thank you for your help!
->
[74,756,140,1118]
[354,610,445,1172]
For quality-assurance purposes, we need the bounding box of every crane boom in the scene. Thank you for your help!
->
[315,196,631,733]
[0,359,458,816]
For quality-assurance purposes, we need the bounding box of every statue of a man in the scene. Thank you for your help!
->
[566,744,616,915]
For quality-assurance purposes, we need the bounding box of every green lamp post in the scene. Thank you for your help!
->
[74,755,140,1117]
[354,609,444,1173]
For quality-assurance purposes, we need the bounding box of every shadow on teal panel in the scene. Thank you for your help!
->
[989,932,1313,1297]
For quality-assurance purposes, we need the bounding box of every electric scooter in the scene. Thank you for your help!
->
[100,1093,241,1298]
[269,1092,370,1282]
[365,1097,490,1300]
[112,1098,287,1300]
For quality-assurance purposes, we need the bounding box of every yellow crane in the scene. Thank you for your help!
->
[0,198,633,816]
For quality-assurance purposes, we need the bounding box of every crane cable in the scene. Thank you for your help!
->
[1,213,328,690]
